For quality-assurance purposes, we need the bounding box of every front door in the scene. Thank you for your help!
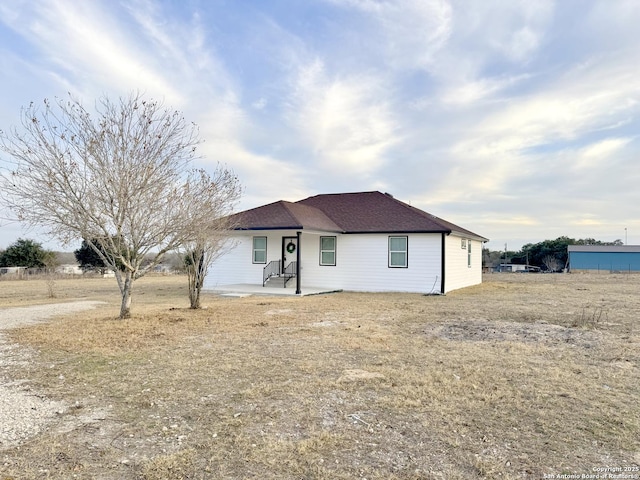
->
[281,236,298,272]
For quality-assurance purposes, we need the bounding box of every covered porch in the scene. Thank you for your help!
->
[206,283,342,297]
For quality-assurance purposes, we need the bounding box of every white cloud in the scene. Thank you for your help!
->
[0,0,181,102]
[448,52,640,166]
[286,58,399,176]
[326,0,452,71]
[440,73,531,106]
[407,39,640,232]
[574,137,634,170]
[198,138,309,208]
[252,98,268,110]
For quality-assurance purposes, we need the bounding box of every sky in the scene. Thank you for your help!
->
[0,0,639,253]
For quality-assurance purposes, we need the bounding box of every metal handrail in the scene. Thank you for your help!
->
[283,261,297,287]
[263,260,281,286]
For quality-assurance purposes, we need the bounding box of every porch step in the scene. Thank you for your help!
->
[264,275,295,288]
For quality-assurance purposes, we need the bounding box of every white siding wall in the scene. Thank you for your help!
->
[444,235,483,293]
[300,232,442,293]
[206,231,485,294]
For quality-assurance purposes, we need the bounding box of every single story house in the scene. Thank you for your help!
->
[204,191,488,295]
[568,245,640,273]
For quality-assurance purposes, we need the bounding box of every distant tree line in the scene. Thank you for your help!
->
[74,239,186,275]
[483,236,624,272]
[0,237,188,274]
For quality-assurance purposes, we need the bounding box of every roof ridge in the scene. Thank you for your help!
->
[297,190,381,202]
[279,200,309,227]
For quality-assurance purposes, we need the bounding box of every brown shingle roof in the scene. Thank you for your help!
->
[233,200,342,232]
[299,191,487,239]
[233,191,487,240]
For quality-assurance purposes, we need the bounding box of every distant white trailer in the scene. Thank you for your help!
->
[56,264,83,275]
[0,266,27,276]
[495,264,540,273]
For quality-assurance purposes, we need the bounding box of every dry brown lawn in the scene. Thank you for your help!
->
[0,273,638,479]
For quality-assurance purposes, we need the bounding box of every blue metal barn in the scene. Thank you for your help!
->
[568,245,640,272]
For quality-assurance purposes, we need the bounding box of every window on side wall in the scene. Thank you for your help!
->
[319,236,336,266]
[253,236,267,264]
[467,240,472,267]
[389,236,408,268]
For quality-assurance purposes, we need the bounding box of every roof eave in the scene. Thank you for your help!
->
[235,226,303,231]
[343,229,452,234]
[450,231,490,242]
[234,226,344,233]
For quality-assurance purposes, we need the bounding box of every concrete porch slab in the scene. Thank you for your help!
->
[205,284,342,297]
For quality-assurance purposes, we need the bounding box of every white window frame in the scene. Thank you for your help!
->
[467,240,472,268]
[461,238,467,249]
[252,236,267,264]
[319,236,336,266]
[388,236,408,268]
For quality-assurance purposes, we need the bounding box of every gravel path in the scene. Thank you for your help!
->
[0,301,103,449]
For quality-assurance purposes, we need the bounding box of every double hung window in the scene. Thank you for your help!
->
[320,237,336,266]
[389,236,408,268]
[252,237,267,264]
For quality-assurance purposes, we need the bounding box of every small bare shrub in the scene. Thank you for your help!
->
[572,305,607,329]
[45,273,57,298]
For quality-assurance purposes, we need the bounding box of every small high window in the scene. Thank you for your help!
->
[253,236,267,264]
[389,236,408,268]
[319,236,336,266]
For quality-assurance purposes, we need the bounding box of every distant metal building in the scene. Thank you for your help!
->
[568,245,640,273]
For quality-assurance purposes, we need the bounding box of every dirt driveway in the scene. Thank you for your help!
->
[0,301,103,449]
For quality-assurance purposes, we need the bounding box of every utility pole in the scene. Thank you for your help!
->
[504,243,507,271]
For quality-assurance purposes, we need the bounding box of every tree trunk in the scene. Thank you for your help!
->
[119,271,133,319]
[187,249,205,309]
[189,288,201,309]
[188,270,202,309]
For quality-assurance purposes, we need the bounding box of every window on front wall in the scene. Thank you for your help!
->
[319,236,336,266]
[389,236,408,268]
[252,236,267,264]
[467,240,472,267]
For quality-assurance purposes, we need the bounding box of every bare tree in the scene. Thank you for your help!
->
[180,171,239,309]
[0,93,241,318]
[542,255,562,272]
[183,235,235,309]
